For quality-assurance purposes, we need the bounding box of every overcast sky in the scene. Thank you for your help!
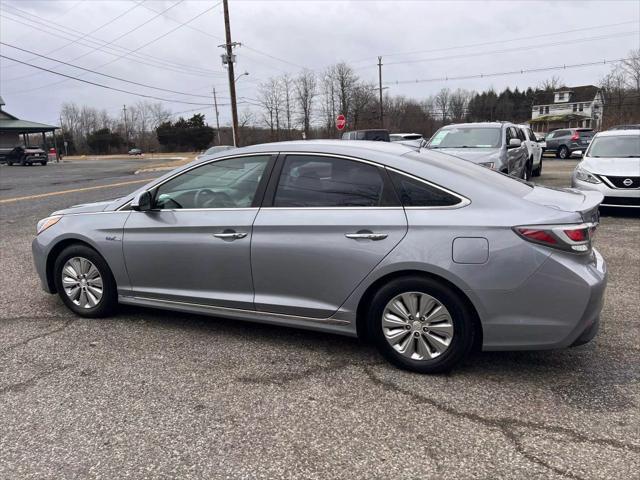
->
[0,0,638,127]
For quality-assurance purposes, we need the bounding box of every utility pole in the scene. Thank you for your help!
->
[212,87,221,145]
[378,56,384,128]
[122,104,128,148]
[222,0,239,147]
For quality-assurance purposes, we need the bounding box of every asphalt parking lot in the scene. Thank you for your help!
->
[0,157,638,479]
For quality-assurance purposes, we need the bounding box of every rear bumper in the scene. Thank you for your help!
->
[571,176,640,208]
[480,248,607,351]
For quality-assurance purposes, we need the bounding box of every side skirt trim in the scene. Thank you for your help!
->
[119,295,350,326]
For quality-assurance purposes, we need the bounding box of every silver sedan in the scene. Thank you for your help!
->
[32,141,607,373]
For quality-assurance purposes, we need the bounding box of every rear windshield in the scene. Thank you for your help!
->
[428,127,501,148]
[587,135,640,158]
[578,130,594,138]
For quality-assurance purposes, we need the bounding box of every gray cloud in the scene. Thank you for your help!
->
[1,0,638,126]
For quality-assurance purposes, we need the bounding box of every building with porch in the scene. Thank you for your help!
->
[0,96,59,160]
[529,85,603,133]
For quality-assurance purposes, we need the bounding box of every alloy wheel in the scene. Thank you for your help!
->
[61,257,104,308]
[382,292,454,361]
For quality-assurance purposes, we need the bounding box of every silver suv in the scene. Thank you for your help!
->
[425,122,530,179]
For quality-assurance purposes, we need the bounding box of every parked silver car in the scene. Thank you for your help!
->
[32,141,606,373]
[571,129,640,208]
[425,122,531,179]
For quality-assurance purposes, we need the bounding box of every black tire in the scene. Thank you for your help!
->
[53,244,118,318]
[532,158,542,177]
[523,158,533,181]
[41,161,47,166]
[558,146,569,159]
[7,161,12,166]
[367,276,476,373]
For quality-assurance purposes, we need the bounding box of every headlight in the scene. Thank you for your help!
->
[36,215,62,235]
[479,161,495,169]
[574,166,601,184]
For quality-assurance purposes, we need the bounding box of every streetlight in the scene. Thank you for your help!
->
[235,71,249,84]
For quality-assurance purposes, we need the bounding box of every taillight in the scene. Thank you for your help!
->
[570,132,580,141]
[514,223,596,253]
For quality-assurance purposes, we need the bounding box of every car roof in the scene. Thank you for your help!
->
[594,129,640,137]
[441,122,505,129]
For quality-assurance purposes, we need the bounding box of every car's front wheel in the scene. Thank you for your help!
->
[53,244,118,318]
[368,276,476,373]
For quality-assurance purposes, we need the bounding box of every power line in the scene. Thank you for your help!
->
[0,54,216,106]
[1,0,146,73]
[0,42,215,99]
[372,20,639,60]
[3,3,223,96]
[384,31,639,67]
[138,1,308,71]
[0,7,222,78]
[384,58,631,85]
[1,1,187,81]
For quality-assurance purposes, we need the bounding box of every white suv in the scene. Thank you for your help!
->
[517,125,543,177]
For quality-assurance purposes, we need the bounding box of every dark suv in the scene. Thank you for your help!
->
[545,128,594,159]
[341,129,390,141]
[5,146,48,166]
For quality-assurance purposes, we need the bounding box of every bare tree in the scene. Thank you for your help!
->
[621,48,640,92]
[434,88,451,123]
[449,89,470,122]
[257,78,283,140]
[538,76,564,92]
[281,74,294,139]
[350,83,376,129]
[148,103,172,129]
[321,67,337,136]
[295,69,317,138]
[333,62,357,122]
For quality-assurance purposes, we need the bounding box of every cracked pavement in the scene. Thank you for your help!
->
[0,158,639,479]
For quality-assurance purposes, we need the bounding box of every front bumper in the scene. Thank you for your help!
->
[571,176,640,208]
[32,236,54,293]
[481,247,607,350]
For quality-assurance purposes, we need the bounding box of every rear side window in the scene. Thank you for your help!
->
[578,130,594,138]
[274,155,387,207]
[389,171,462,207]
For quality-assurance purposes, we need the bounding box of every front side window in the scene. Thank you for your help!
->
[389,171,462,207]
[427,127,501,149]
[153,155,270,209]
[544,106,549,114]
[273,155,386,207]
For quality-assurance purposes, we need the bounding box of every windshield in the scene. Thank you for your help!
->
[428,127,501,148]
[587,135,640,158]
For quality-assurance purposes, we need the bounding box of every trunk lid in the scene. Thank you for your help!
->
[524,185,602,223]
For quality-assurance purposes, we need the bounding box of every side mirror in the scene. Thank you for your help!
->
[131,190,152,211]
[508,138,522,148]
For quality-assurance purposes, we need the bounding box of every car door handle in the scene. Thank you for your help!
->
[213,232,247,240]
[345,232,388,241]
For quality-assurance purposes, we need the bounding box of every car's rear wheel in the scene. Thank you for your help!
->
[7,161,13,166]
[53,244,118,318]
[368,276,476,373]
[532,159,542,177]
[558,146,569,159]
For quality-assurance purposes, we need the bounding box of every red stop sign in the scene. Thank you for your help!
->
[336,114,346,130]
